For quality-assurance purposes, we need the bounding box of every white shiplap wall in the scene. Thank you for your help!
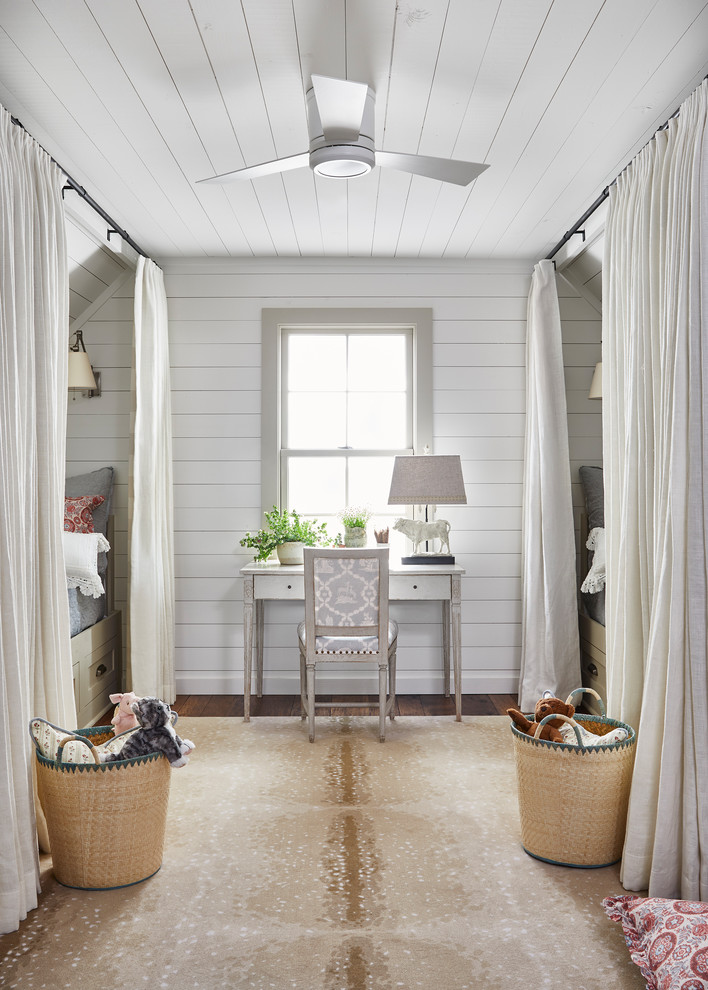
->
[154,257,595,697]
[556,232,604,587]
[64,249,602,699]
[66,212,135,652]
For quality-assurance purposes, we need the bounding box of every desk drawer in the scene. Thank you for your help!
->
[254,575,304,600]
[389,575,450,600]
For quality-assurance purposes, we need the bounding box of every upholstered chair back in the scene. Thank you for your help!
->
[303,547,390,656]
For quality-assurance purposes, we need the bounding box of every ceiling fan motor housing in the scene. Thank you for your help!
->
[306,83,376,178]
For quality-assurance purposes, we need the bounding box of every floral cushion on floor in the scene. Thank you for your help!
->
[603,895,708,989]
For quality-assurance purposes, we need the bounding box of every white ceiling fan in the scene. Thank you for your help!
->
[197,74,489,187]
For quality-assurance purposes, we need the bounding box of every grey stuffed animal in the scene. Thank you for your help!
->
[101,697,194,768]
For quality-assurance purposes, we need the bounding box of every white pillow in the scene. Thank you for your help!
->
[63,531,110,598]
[581,526,606,594]
[558,721,628,747]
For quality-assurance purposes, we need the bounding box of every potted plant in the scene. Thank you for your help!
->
[338,505,373,547]
[240,506,333,564]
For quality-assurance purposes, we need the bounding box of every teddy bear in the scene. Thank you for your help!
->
[109,691,142,736]
[506,691,576,743]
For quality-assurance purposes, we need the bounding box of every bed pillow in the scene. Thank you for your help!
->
[64,493,105,533]
[579,465,604,529]
[63,531,110,598]
[65,466,114,537]
[603,895,708,990]
[579,465,606,624]
[581,527,606,593]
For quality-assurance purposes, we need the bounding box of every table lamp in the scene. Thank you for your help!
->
[388,454,467,564]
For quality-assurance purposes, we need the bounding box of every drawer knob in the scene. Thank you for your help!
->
[95,664,107,678]
[413,584,418,590]
[587,663,598,677]
[287,584,292,590]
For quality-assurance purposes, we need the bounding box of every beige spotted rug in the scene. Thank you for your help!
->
[1,716,644,990]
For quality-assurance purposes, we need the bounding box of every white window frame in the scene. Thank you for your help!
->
[261,308,432,513]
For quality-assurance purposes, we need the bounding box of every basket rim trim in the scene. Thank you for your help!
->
[509,714,636,750]
[34,750,168,771]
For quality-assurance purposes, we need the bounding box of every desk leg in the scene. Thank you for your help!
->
[255,599,264,697]
[243,576,254,722]
[451,575,462,721]
[442,600,451,697]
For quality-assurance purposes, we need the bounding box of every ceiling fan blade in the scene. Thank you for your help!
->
[197,153,309,184]
[375,151,489,186]
[311,74,369,141]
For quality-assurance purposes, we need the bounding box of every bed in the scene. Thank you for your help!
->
[578,465,607,715]
[64,466,122,727]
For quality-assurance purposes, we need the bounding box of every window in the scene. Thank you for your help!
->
[262,309,432,536]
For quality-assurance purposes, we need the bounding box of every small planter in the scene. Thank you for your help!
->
[276,541,305,565]
[344,526,367,548]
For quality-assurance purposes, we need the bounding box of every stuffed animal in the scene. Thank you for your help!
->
[101,697,195,768]
[506,691,576,744]
[109,692,142,736]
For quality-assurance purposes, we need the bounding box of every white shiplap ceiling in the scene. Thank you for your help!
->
[0,0,707,261]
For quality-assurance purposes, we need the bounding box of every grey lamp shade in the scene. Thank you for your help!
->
[68,350,97,390]
[388,455,467,505]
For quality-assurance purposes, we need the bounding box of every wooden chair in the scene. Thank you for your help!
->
[298,546,397,742]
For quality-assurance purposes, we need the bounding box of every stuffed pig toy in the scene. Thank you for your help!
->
[109,691,141,736]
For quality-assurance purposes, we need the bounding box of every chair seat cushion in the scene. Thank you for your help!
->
[298,619,398,654]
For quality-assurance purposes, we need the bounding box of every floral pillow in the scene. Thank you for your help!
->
[64,494,105,533]
[603,895,708,989]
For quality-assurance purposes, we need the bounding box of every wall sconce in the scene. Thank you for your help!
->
[68,329,101,399]
[588,362,602,399]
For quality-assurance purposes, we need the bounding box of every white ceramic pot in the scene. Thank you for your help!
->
[276,541,305,565]
[344,526,366,548]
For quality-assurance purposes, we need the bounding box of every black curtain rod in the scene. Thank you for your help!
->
[10,114,150,261]
[545,73,708,262]
[544,185,610,262]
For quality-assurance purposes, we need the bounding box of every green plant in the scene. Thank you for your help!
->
[338,504,373,529]
[240,506,333,562]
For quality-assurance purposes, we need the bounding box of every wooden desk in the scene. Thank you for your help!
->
[240,560,465,722]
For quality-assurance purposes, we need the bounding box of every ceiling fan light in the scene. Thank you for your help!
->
[310,145,374,178]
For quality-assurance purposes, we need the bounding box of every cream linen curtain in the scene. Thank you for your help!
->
[0,107,75,933]
[129,257,175,701]
[604,79,708,898]
[519,260,581,711]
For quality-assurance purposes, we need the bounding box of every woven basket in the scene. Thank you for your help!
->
[35,724,172,890]
[510,688,636,868]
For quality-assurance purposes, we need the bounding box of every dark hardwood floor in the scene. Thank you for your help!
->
[172,693,519,718]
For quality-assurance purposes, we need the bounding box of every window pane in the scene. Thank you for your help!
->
[287,457,346,515]
[288,335,345,390]
[348,335,407,391]
[287,393,346,448]
[348,393,407,448]
[348,457,397,515]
